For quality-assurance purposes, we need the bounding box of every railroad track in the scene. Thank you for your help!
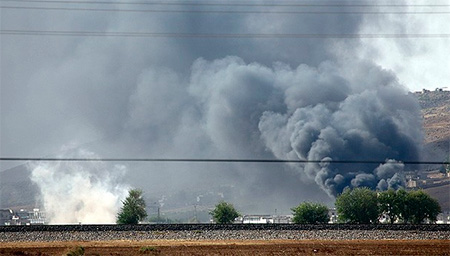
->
[2,224,450,232]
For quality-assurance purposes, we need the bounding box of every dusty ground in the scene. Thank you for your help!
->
[423,104,450,144]
[419,91,450,144]
[1,239,449,255]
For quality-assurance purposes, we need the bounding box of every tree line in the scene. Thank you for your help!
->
[293,188,441,225]
[335,187,441,224]
[116,188,441,225]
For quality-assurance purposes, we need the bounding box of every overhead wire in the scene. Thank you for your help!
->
[1,30,449,38]
[2,0,448,33]
[1,0,449,7]
[2,5,450,14]
[0,157,448,165]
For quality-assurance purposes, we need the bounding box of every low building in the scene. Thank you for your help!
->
[29,208,46,225]
[0,209,14,225]
[237,214,293,224]
[240,215,274,224]
[0,208,46,225]
[407,179,417,188]
[427,171,446,179]
[436,212,450,224]
[273,215,293,224]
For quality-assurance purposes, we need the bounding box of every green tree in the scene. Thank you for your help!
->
[407,190,441,224]
[335,187,379,224]
[117,189,147,224]
[292,202,329,224]
[378,189,402,224]
[209,201,240,224]
[394,189,441,224]
[395,189,411,223]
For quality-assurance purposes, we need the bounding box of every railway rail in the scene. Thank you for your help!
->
[1,223,450,232]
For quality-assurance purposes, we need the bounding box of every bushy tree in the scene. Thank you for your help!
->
[335,187,379,224]
[378,189,402,224]
[406,190,441,224]
[379,189,441,224]
[292,202,329,224]
[394,189,411,223]
[210,201,240,224]
[339,187,442,224]
[117,189,147,224]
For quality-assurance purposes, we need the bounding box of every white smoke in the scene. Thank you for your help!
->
[29,150,128,224]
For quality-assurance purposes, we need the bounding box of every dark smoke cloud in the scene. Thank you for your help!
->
[1,0,435,213]
[258,59,423,196]
[123,56,422,198]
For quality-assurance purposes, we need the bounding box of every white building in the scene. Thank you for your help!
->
[237,214,293,224]
[436,212,450,224]
[29,208,46,225]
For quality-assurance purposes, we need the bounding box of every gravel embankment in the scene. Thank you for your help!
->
[1,224,450,242]
[2,230,450,242]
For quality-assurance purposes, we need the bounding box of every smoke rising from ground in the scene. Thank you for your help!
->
[256,59,423,196]
[29,150,128,224]
[2,0,442,215]
[15,57,425,214]
[120,56,423,199]
[185,57,422,197]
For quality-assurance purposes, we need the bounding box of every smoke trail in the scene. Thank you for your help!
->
[29,149,128,224]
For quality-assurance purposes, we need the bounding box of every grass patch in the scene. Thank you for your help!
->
[65,246,85,256]
[139,246,160,254]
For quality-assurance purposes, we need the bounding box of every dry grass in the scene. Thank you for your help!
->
[1,239,449,255]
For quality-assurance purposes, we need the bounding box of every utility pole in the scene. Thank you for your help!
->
[194,205,198,223]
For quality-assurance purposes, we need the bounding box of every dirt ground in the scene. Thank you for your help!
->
[1,239,449,256]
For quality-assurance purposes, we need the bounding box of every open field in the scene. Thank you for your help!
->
[1,239,450,256]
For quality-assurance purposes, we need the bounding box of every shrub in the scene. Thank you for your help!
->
[140,246,159,254]
[210,201,240,224]
[406,190,441,224]
[335,187,379,224]
[292,202,329,224]
[117,189,148,224]
[66,246,85,256]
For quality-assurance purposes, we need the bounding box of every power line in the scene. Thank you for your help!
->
[1,0,449,7]
[2,30,449,38]
[2,5,450,14]
[0,157,448,165]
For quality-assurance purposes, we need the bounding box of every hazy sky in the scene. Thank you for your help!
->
[1,0,449,213]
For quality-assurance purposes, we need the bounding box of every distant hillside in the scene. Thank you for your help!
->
[416,90,450,144]
[0,165,39,209]
[416,91,449,211]
[425,184,450,213]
